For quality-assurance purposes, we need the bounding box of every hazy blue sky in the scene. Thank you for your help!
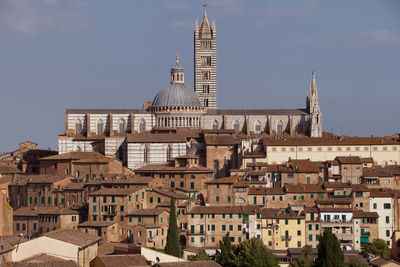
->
[0,0,399,152]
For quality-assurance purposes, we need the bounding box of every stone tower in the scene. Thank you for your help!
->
[194,10,217,109]
[307,72,322,137]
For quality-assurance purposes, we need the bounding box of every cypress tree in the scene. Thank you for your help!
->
[316,228,344,267]
[164,198,181,257]
[216,232,236,266]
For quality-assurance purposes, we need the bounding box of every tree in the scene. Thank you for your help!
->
[164,198,181,257]
[364,239,390,258]
[291,245,315,267]
[316,228,344,267]
[345,259,367,267]
[235,238,279,267]
[216,232,236,267]
[188,250,210,261]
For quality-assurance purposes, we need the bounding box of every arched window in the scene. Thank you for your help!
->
[144,145,149,163]
[233,120,240,134]
[212,120,219,130]
[255,121,262,133]
[75,119,82,135]
[139,119,146,133]
[277,121,283,135]
[97,119,104,135]
[204,99,209,107]
[118,118,126,134]
[166,145,172,160]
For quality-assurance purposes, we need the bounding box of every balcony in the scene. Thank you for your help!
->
[327,194,352,199]
[281,235,292,241]
[337,233,353,241]
[361,232,370,237]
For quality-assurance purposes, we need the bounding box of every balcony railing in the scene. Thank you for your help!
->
[281,235,292,241]
[361,232,370,237]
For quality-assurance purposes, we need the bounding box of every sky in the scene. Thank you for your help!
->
[0,0,399,153]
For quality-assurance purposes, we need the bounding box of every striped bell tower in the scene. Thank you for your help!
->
[194,9,217,109]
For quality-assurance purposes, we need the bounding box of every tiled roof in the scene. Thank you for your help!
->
[334,156,362,164]
[352,210,379,218]
[0,165,22,174]
[318,208,353,212]
[369,188,393,197]
[264,136,400,146]
[188,205,261,215]
[315,199,352,204]
[204,134,238,145]
[13,207,78,216]
[279,160,320,173]
[95,254,149,267]
[363,165,400,178]
[45,229,100,247]
[62,182,85,190]
[206,176,238,184]
[361,157,374,163]
[9,174,70,185]
[150,187,188,199]
[261,208,305,219]
[285,184,325,193]
[41,151,112,162]
[206,108,307,116]
[135,164,213,173]
[66,108,149,114]
[0,235,28,254]
[155,262,221,267]
[127,208,168,216]
[89,187,144,196]
[78,221,116,227]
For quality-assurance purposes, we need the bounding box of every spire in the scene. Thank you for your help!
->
[199,9,211,39]
[311,71,317,91]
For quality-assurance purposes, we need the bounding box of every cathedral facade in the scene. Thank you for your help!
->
[58,11,322,170]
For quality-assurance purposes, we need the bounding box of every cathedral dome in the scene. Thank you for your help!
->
[152,55,201,108]
[152,83,201,108]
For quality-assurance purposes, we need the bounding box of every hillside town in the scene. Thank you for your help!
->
[1,6,400,267]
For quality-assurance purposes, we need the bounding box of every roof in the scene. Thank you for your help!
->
[363,165,400,178]
[206,109,307,116]
[41,151,113,163]
[315,199,353,204]
[188,205,261,215]
[370,189,394,198]
[62,182,85,190]
[0,235,28,254]
[127,133,187,143]
[9,174,70,185]
[285,184,325,193]
[13,207,78,216]
[0,165,22,174]
[264,136,400,146]
[94,254,149,267]
[352,210,379,218]
[45,229,101,247]
[78,221,116,227]
[150,187,188,199]
[318,208,353,212]
[154,262,221,267]
[284,160,320,173]
[8,254,79,267]
[135,164,213,174]
[90,187,144,196]
[66,108,149,114]
[152,82,201,108]
[127,208,168,216]
[369,256,400,267]
[204,134,238,145]
[334,156,362,164]
[206,176,238,184]
[261,208,306,219]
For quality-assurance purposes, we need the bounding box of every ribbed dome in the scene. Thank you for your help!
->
[152,83,201,108]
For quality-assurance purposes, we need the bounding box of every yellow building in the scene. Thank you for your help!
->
[261,207,306,250]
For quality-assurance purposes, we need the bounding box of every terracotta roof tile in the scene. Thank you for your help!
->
[95,254,149,267]
[204,134,238,145]
[45,229,100,247]
[155,261,221,267]
[264,136,400,146]
[89,187,144,196]
[334,156,362,164]
[188,205,261,215]
[127,208,169,216]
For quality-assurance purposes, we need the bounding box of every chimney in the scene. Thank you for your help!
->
[143,101,152,110]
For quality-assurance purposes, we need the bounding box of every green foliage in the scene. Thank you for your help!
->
[364,239,390,258]
[291,245,315,267]
[345,259,367,267]
[316,228,344,267]
[235,238,279,267]
[164,198,181,257]
[188,250,211,261]
[216,232,236,267]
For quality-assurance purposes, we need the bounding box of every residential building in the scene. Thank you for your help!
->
[0,191,13,236]
[370,189,395,246]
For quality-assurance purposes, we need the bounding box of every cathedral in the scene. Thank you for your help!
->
[59,10,322,170]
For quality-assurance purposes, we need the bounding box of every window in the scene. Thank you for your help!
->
[298,241,301,248]
[201,56,211,66]
[190,182,194,189]
[298,219,301,225]
[229,225,233,231]
[203,84,210,93]
[143,145,149,163]
[222,225,226,231]
[238,225,242,231]
[93,206,97,212]
[112,196,115,203]
[202,71,210,80]
[75,119,83,135]
[171,181,175,188]
[233,120,240,134]
[309,224,312,230]
[212,120,219,130]
[276,121,283,135]
[316,235,320,241]
[384,203,391,209]
[293,196,297,200]
[373,203,377,209]
[255,121,262,133]
[386,216,390,224]
[180,182,184,188]
[97,119,104,135]
[307,176,311,184]
[316,224,319,230]
[228,196,231,202]
[297,230,301,236]
[310,194,314,199]
[386,230,391,237]
[118,118,126,133]
[285,219,288,225]
[139,119,146,133]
